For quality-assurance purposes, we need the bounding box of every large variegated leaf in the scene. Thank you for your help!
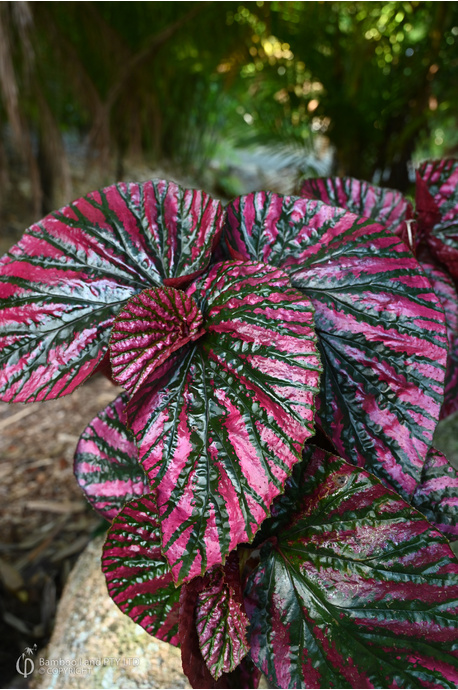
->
[245,445,458,689]
[110,286,204,396]
[412,447,458,539]
[417,159,458,280]
[300,175,413,241]
[128,261,322,584]
[225,193,448,498]
[0,180,224,402]
[102,495,181,645]
[196,554,249,680]
[74,393,148,521]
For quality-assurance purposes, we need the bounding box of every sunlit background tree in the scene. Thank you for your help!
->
[0,1,457,225]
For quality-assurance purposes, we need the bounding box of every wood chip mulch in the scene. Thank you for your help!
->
[0,374,123,688]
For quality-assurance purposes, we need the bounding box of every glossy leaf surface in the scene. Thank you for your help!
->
[300,175,413,239]
[418,249,458,420]
[102,495,181,645]
[110,286,204,396]
[179,563,257,689]
[196,554,249,680]
[417,159,458,280]
[129,261,322,583]
[442,334,458,419]
[179,577,227,689]
[245,445,458,689]
[0,180,223,402]
[412,447,458,539]
[225,193,448,498]
[418,159,458,222]
[74,393,148,521]
[180,575,217,689]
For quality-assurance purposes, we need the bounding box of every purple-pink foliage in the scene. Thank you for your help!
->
[0,165,458,689]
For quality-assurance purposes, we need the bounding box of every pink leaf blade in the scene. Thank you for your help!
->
[196,554,250,680]
[129,261,322,584]
[417,248,458,421]
[417,159,458,280]
[178,559,257,690]
[300,175,413,239]
[412,447,458,539]
[74,393,149,521]
[102,494,181,646]
[109,286,204,396]
[225,193,448,498]
[0,179,222,402]
[441,333,458,419]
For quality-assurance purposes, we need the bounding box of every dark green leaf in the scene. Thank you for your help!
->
[245,445,458,689]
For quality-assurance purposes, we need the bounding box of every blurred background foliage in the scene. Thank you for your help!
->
[0,0,457,229]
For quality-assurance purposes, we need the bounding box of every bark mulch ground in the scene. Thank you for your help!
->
[0,375,122,688]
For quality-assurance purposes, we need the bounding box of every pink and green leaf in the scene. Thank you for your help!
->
[102,494,181,646]
[245,445,458,689]
[225,193,448,498]
[179,559,257,689]
[418,159,458,224]
[411,447,458,539]
[300,175,413,240]
[196,554,250,680]
[442,334,458,419]
[110,286,204,397]
[0,180,223,402]
[417,248,458,420]
[417,159,458,280]
[128,261,322,584]
[74,393,148,521]
[179,577,228,689]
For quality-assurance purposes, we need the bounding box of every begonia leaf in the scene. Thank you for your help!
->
[110,286,204,396]
[300,175,413,241]
[179,563,256,690]
[74,393,148,521]
[420,252,458,337]
[128,260,322,584]
[412,447,458,539]
[179,576,228,689]
[415,169,441,240]
[442,334,458,419]
[245,445,458,689]
[417,249,458,420]
[102,494,180,645]
[225,193,448,498]
[179,552,252,688]
[417,159,458,280]
[196,554,250,680]
[418,159,458,224]
[0,180,224,402]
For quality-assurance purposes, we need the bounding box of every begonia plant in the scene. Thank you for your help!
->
[1,166,458,688]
